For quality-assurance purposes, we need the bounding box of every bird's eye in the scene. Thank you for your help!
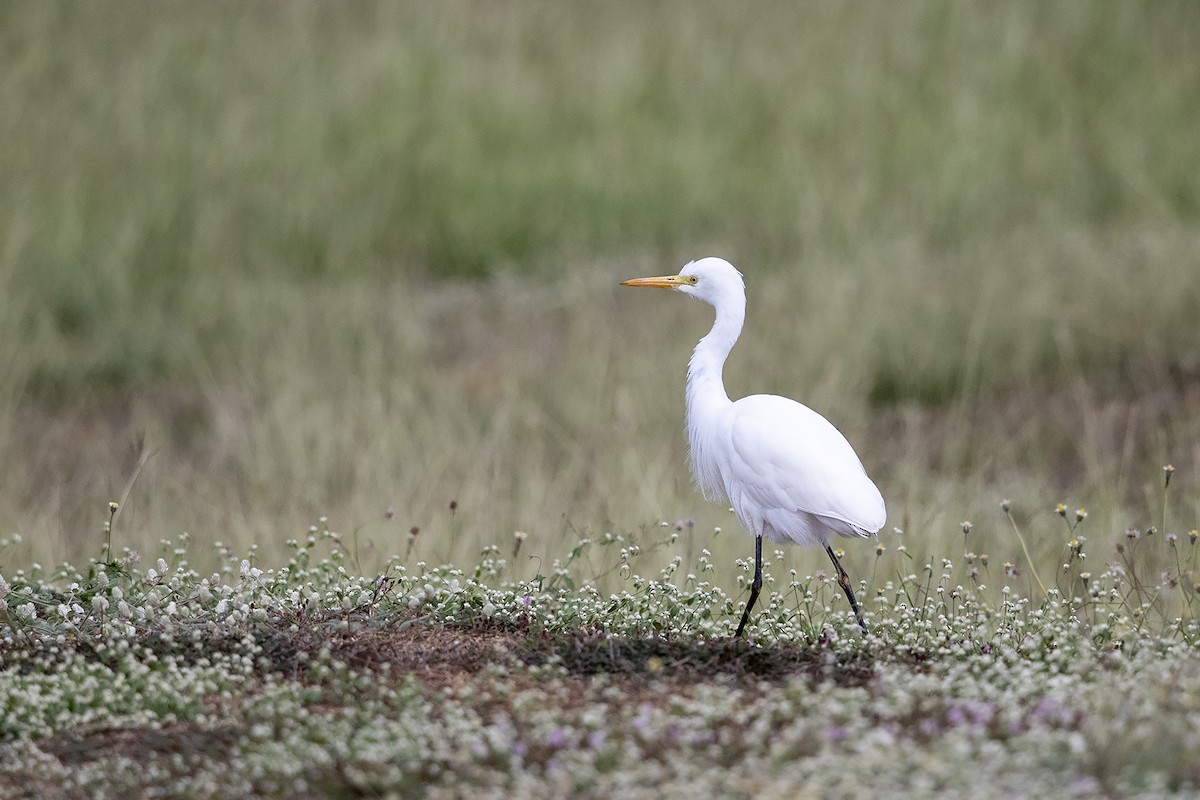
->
[687,275,698,285]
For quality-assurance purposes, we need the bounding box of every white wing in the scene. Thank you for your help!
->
[721,394,885,546]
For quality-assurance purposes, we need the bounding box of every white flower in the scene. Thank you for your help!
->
[92,596,109,613]
[16,603,36,620]
[157,558,169,573]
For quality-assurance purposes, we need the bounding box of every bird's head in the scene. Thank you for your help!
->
[620,257,745,308]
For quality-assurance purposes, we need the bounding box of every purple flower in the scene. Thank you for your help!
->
[824,726,848,743]
[1031,697,1074,727]
[545,728,569,749]
[966,701,996,727]
[1070,776,1100,795]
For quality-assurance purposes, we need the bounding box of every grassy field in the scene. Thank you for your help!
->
[2,1,1200,796]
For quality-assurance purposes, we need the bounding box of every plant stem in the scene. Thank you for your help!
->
[1005,509,1047,596]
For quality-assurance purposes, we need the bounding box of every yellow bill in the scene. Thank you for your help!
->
[620,274,689,289]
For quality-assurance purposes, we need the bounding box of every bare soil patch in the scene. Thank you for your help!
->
[310,622,882,691]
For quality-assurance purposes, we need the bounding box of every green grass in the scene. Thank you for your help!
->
[2,0,1198,598]
[4,1,1200,387]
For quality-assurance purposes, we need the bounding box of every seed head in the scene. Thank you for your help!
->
[1163,464,1175,488]
[961,521,973,535]
[1001,499,1011,513]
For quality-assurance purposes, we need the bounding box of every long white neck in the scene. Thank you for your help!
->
[686,299,743,409]
[685,293,744,498]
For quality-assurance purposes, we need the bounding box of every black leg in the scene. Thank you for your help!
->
[826,545,868,633]
[734,535,763,638]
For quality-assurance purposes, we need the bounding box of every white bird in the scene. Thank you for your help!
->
[621,257,885,637]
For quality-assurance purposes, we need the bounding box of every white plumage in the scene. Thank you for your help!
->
[718,394,885,545]
[622,257,885,636]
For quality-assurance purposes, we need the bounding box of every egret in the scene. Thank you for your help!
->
[621,258,885,637]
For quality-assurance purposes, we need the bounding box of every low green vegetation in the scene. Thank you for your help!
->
[2,2,1198,574]
[0,515,1197,797]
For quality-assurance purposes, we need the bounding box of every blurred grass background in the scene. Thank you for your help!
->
[1,1,1198,597]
